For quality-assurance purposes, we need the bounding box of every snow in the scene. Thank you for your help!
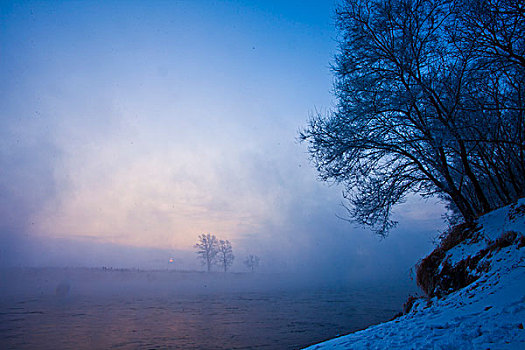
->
[304,201,525,349]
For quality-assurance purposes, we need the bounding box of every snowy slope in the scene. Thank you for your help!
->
[304,200,525,349]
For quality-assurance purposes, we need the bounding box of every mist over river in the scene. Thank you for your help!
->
[0,268,414,349]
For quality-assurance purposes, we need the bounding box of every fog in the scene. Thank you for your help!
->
[1,0,446,286]
[0,5,454,349]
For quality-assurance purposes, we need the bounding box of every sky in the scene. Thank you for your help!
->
[0,0,445,279]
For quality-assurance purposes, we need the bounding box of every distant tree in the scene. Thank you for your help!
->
[194,233,218,272]
[217,240,234,272]
[244,255,260,272]
[300,0,525,236]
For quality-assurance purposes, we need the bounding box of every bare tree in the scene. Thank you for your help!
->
[300,0,525,235]
[194,233,218,272]
[217,240,234,272]
[244,255,260,272]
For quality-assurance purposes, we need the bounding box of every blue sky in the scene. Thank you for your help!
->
[1,0,444,276]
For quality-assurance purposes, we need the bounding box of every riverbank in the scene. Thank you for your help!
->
[305,200,525,349]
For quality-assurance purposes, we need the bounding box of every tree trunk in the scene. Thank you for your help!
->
[458,140,491,215]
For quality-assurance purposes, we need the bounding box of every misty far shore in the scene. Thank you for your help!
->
[0,266,417,299]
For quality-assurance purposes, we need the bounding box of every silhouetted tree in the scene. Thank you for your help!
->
[301,0,525,235]
[244,255,260,272]
[194,233,218,272]
[217,240,234,272]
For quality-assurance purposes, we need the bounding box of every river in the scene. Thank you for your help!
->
[0,268,414,349]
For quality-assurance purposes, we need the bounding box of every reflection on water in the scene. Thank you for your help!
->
[0,268,411,349]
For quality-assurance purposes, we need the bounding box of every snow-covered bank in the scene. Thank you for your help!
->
[305,200,525,349]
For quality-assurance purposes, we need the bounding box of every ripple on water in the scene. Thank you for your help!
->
[0,288,408,350]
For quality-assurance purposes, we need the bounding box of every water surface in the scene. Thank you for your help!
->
[0,268,412,349]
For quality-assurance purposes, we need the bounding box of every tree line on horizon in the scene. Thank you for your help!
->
[301,0,525,236]
[194,233,260,272]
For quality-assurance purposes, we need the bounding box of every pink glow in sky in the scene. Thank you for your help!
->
[1,1,444,275]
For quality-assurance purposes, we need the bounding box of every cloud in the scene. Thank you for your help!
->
[0,0,446,281]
